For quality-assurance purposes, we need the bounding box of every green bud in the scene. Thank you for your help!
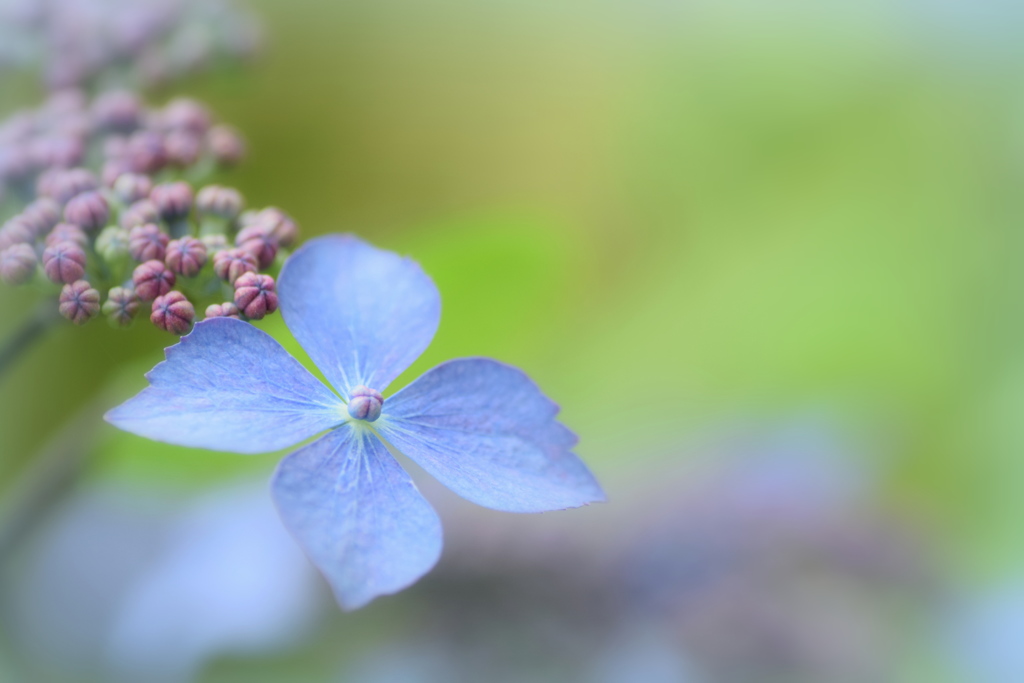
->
[95,225,131,264]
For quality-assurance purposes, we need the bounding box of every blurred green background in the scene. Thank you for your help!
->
[3,0,1024,680]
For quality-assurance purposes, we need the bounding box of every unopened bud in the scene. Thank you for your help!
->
[21,198,62,236]
[95,226,130,262]
[163,98,211,134]
[206,124,245,165]
[164,130,202,166]
[45,89,87,115]
[39,167,98,204]
[151,181,193,221]
[104,135,130,160]
[0,244,37,285]
[233,272,278,320]
[64,190,109,231]
[120,199,160,229]
[102,286,140,327]
[101,159,135,188]
[205,302,241,320]
[127,130,167,173]
[0,220,33,250]
[347,386,384,422]
[235,224,278,268]
[132,260,176,301]
[151,290,195,334]
[195,185,243,220]
[30,135,84,169]
[213,248,257,284]
[0,144,33,183]
[46,223,88,248]
[113,173,153,204]
[128,224,169,262]
[92,91,142,131]
[42,241,87,283]
[255,207,298,248]
[165,236,207,277]
[58,280,100,325]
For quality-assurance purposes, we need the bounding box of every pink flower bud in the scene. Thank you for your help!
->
[213,248,257,284]
[162,98,211,134]
[0,144,33,183]
[126,130,167,174]
[92,90,142,131]
[39,167,98,204]
[206,125,245,166]
[30,135,84,169]
[165,236,207,277]
[151,290,195,335]
[46,223,89,248]
[233,272,278,320]
[347,386,384,422]
[101,159,134,188]
[45,89,86,115]
[150,181,193,221]
[113,173,153,204]
[255,207,298,248]
[42,241,87,283]
[132,260,176,301]
[0,220,33,250]
[0,244,37,285]
[120,199,160,229]
[128,224,169,262]
[104,135,130,159]
[102,286,140,327]
[205,302,241,320]
[21,198,62,236]
[164,130,202,166]
[195,185,244,220]
[235,223,278,268]
[58,280,100,325]
[63,190,109,231]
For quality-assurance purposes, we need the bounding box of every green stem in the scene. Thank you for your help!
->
[0,398,105,564]
[0,301,60,385]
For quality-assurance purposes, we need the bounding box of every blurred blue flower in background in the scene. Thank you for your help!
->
[107,234,605,609]
[331,421,937,683]
[5,481,321,683]
[949,584,1024,682]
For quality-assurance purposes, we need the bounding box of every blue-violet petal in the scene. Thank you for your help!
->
[277,234,440,396]
[105,318,344,454]
[271,425,443,610]
[378,358,606,513]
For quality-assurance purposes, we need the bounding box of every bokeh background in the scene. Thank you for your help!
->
[3,0,1024,681]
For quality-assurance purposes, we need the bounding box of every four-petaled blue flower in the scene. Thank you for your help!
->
[106,235,605,609]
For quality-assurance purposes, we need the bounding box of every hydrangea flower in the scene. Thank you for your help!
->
[106,235,605,609]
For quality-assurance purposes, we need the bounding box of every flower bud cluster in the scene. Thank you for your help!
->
[0,90,299,335]
[0,0,262,92]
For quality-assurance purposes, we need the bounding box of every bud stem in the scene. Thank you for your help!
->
[168,217,192,239]
[0,301,61,385]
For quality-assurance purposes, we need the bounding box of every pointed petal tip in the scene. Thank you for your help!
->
[331,557,441,611]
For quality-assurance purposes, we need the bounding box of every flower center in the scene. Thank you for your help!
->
[347,385,383,422]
